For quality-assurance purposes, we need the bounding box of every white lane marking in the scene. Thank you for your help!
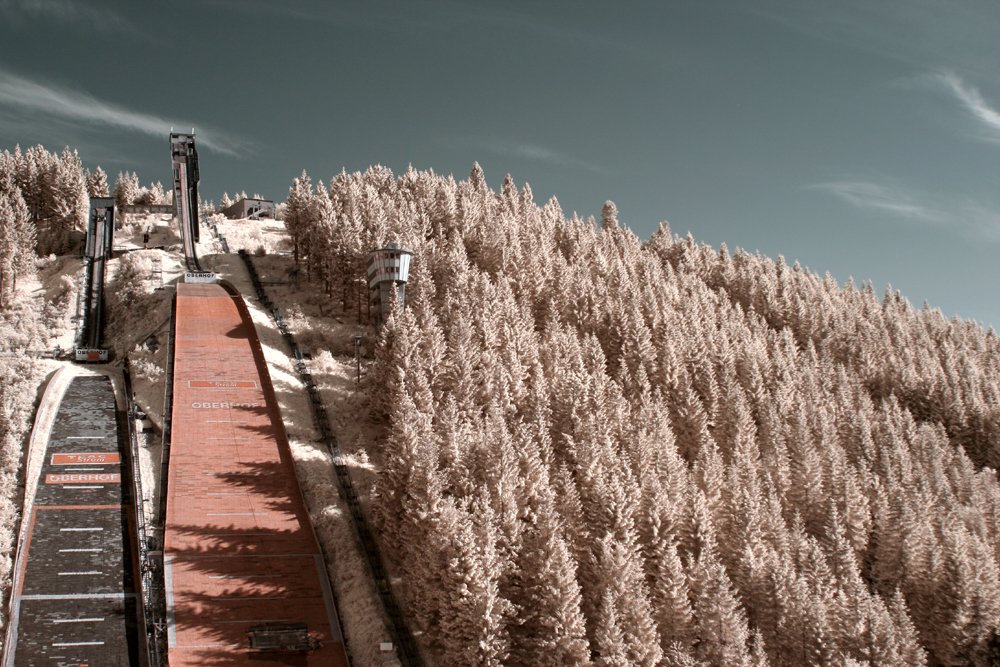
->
[199,388,257,391]
[19,594,134,600]
[53,641,104,646]
[207,492,263,496]
[66,436,106,439]
[52,617,105,624]
[165,555,177,648]
[64,468,105,471]
[64,485,105,488]
[60,527,103,532]
[176,643,242,648]
[170,553,316,559]
[58,571,103,576]
[60,548,101,553]
[213,596,287,600]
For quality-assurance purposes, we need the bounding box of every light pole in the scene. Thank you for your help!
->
[354,332,363,383]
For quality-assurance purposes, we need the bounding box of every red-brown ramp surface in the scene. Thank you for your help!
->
[166,282,348,666]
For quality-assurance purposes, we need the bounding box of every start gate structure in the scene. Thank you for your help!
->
[170,132,201,270]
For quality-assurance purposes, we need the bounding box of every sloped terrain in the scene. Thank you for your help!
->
[280,164,1000,667]
[4,149,1000,666]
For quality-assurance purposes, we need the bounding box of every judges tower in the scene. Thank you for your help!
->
[366,242,413,330]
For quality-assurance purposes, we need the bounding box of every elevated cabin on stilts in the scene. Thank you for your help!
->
[366,242,413,330]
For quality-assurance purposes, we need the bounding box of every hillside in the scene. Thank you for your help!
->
[2,146,1000,666]
[282,163,1000,667]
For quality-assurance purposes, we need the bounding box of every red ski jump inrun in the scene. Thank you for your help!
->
[165,281,348,666]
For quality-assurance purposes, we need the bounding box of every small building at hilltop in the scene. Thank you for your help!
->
[367,242,413,330]
[221,198,275,220]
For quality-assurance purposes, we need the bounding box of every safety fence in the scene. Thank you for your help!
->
[72,261,87,349]
[136,293,176,667]
[209,222,230,254]
[237,249,422,667]
[122,359,166,667]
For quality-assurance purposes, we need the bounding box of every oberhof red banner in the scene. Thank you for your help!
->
[46,473,121,484]
[51,453,120,465]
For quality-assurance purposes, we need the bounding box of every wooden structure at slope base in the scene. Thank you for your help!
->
[164,281,348,666]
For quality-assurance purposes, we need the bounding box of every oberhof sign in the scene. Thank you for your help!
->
[75,348,109,362]
[185,271,217,283]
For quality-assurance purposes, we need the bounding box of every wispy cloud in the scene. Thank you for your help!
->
[0,0,142,36]
[904,70,1000,144]
[751,0,1000,84]
[467,138,603,173]
[809,181,946,222]
[809,178,1000,240]
[0,68,250,156]
[958,204,1000,242]
[203,0,661,65]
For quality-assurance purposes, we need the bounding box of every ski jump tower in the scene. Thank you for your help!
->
[366,242,413,330]
[170,132,200,256]
[76,197,116,362]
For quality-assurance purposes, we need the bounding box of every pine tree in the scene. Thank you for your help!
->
[86,166,109,197]
[0,189,35,308]
[30,146,87,254]
[600,200,619,231]
[592,589,629,667]
[748,629,772,667]
[114,171,139,211]
[285,171,315,263]
[435,493,512,667]
[506,442,590,666]
[647,537,696,655]
[0,196,19,308]
[689,543,751,666]
[148,181,166,204]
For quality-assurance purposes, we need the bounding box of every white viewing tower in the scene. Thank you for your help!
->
[366,242,413,330]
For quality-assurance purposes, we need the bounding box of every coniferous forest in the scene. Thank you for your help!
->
[284,164,1000,667]
[2,144,1000,665]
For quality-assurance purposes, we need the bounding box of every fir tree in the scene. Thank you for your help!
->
[86,166,109,197]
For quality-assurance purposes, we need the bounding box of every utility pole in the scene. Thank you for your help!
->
[354,332,363,383]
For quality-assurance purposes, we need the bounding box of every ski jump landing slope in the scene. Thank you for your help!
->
[3,372,139,667]
[165,282,347,666]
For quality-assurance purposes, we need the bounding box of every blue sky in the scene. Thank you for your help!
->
[1,1,998,328]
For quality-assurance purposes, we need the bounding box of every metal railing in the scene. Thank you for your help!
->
[238,250,422,667]
[122,359,166,667]
[141,293,176,666]
[209,223,230,254]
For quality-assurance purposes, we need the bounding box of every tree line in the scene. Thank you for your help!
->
[284,163,1000,666]
[0,145,86,307]
[111,170,171,211]
[0,143,97,642]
